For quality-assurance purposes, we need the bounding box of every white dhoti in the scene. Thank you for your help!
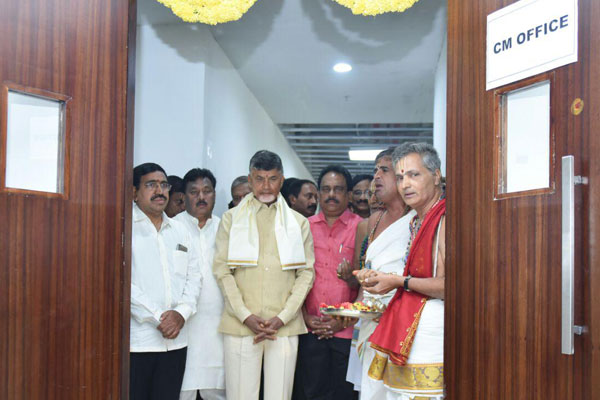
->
[180,283,226,395]
[346,320,362,390]
[177,214,226,396]
[356,211,415,400]
[366,299,444,399]
[364,213,445,399]
[180,312,225,391]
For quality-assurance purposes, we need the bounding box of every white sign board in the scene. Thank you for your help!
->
[486,0,578,90]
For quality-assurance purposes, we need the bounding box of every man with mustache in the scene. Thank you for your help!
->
[130,163,201,400]
[349,174,373,219]
[174,168,226,400]
[344,148,415,398]
[288,179,318,218]
[294,165,362,400]
[213,150,315,400]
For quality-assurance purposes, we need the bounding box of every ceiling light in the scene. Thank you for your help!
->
[333,63,352,73]
[348,149,384,161]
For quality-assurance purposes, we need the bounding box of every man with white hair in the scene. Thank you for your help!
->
[356,142,445,399]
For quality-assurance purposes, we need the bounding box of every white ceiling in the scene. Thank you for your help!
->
[137,0,447,125]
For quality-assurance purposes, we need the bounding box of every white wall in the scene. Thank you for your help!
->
[134,24,206,174]
[432,35,447,177]
[134,23,312,217]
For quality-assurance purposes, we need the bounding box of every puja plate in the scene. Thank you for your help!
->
[320,307,382,320]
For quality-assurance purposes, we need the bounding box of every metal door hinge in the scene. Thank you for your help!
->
[574,325,587,335]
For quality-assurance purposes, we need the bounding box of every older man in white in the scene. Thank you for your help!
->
[176,168,226,400]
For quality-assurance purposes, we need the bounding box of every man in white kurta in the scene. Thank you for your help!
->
[130,163,202,400]
[176,168,226,400]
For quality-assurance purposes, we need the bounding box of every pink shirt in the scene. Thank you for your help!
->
[306,209,363,339]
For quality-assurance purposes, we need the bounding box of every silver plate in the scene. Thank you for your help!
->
[320,308,382,320]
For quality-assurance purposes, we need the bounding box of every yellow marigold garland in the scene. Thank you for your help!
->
[156,0,258,25]
[332,0,420,16]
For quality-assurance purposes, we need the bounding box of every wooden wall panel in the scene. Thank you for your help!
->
[0,0,135,399]
[446,0,596,399]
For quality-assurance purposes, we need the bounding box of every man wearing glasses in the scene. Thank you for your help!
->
[175,168,226,400]
[130,163,201,400]
[349,174,373,219]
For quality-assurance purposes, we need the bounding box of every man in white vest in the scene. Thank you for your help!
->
[213,150,315,400]
[176,168,226,400]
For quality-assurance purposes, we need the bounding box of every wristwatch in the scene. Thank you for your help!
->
[404,275,412,292]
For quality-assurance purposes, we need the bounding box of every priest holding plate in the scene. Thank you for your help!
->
[354,143,446,400]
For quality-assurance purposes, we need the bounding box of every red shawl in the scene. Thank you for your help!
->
[369,198,446,366]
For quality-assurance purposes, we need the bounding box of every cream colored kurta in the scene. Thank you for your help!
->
[213,195,315,337]
[174,212,225,391]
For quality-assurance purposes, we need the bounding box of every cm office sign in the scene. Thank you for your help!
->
[486,0,578,90]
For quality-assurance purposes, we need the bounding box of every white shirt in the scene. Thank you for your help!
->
[175,211,225,390]
[130,203,202,353]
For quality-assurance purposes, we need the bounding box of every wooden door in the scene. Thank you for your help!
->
[446,0,600,399]
[0,1,135,399]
